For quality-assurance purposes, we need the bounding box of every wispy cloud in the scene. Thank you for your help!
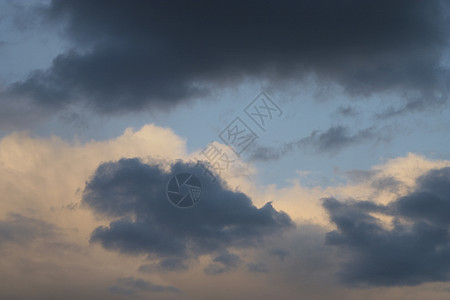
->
[249,125,392,161]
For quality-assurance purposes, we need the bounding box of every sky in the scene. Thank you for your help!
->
[0,0,450,299]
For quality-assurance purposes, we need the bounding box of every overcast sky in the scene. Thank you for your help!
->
[1,1,450,299]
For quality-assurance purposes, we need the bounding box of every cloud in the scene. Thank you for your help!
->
[343,169,380,183]
[139,258,188,273]
[323,167,450,286]
[269,248,289,261]
[335,106,359,118]
[376,92,449,119]
[0,1,46,32]
[0,96,52,131]
[299,126,385,154]
[83,158,294,269]
[212,250,241,268]
[2,0,449,115]
[370,176,403,194]
[203,250,242,275]
[0,213,57,247]
[391,167,450,226]
[248,125,390,161]
[247,262,269,273]
[342,169,403,193]
[109,277,180,295]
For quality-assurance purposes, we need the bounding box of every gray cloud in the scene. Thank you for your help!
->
[2,0,449,115]
[83,158,294,271]
[377,92,449,119]
[213,250,241,267]
[0,213,57,247]
[344,169,380,183]
[139,258,188,273]
[343,169,403,193]
[269,248,289,261]
[336,106,359,118]
[249,125,389,161]
[109,277,180,296]
[323,167,450,286]
[370,176,403,194]
[247,262,269,273]
[203,250,242,275]
[300,126,383,154]
[391,167,450,226]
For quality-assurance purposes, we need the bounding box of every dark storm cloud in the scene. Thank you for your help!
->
[323,167,450,286]
[83,158,293,270]
[248,125,388,161]
[2,0,449,113]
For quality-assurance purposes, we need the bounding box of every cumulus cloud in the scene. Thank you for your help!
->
[1,0,448,115]
[323,167,450,286]
[83,158,294,271]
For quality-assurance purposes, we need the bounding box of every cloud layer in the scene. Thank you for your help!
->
[1,125,450,298]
